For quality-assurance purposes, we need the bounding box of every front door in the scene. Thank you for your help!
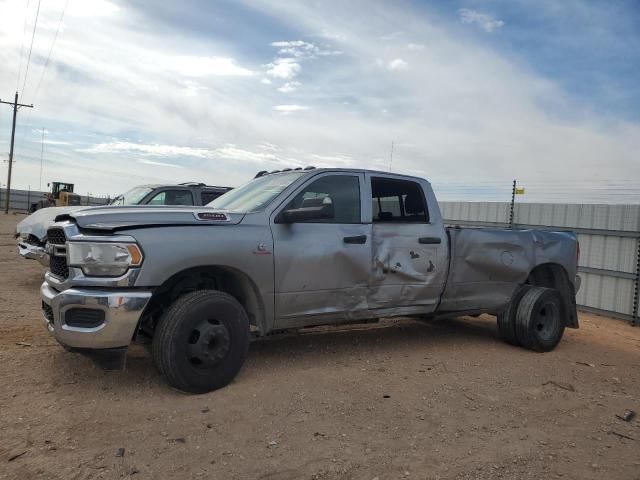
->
[367,174,447,315]
[271,172,371,328]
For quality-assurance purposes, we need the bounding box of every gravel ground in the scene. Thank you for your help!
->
[1,212,639,480]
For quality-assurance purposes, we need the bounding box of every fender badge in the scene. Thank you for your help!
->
[195,212,228,221]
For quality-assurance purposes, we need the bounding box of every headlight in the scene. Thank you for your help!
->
[67,242,143,277]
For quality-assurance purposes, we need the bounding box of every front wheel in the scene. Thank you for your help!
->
[152,290,250,393]
[514,287,566,352]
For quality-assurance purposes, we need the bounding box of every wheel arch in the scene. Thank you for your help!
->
[138,265,267,339]
[526,263,579,328]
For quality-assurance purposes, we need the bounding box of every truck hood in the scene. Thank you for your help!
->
[16,206,87,242]
[57,205,246,232]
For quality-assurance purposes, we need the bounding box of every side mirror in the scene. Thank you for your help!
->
[278,199,334,223]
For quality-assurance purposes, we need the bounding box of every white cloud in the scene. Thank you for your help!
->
[381,31,403,41]
[407,43,425,51]
[308,153,353,166]
[139,159,183,168]
[458,9,504,33]
[388,58,409,71]
[270,40,341,58]
[265,58,301,79]
[257,142,280,151]
[84,142,213,158]
[260,77,272,85]
[213,145,279,163]
[277,81,301,93]
[168,56,254,77]
[67,0,120,18]
[273,104,309,113]
[264,39,340,83]
[84,141,286,166]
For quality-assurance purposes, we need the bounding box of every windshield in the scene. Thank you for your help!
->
[208,172,305,212]
[110,186,153,205]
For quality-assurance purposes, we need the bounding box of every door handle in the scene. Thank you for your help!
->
[343,235,367,244]
[419,236,442,245]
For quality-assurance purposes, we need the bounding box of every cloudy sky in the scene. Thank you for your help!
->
[0,0,639,202]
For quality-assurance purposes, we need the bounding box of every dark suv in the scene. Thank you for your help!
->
[110,182,231,206]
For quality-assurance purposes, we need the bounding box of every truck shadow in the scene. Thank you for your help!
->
[248,316,500,360]
[47,316,503,394]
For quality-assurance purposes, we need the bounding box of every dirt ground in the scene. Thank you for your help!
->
[1,212,639,480]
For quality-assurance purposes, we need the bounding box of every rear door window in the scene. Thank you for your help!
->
[371,177,429,223]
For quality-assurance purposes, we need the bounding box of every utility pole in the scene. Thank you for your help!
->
[1,91,34,214]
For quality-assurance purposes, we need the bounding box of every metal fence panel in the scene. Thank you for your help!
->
[512,203,640,232]
[578,234,637,274]
[0,188,109,211]
[576,273,634,316]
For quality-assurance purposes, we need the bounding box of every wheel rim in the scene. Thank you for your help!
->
[186,319,231,368]
[534,301,559,342]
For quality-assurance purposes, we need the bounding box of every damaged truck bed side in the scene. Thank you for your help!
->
[40,168,580,393]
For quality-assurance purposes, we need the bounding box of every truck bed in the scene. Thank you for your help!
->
[438,226,579,316]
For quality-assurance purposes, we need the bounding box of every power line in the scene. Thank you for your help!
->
[12,0,68,175]
[20,0,42,98]
[31,0,69,104]
[16,0,31,92]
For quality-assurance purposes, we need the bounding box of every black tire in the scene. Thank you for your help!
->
[152,290,250,394]
[497,285,533,346]
[515,287,566,352]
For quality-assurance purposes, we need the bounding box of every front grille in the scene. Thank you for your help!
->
[47,227,69,279]
[47,228,66,245]
[50,255,69,278]
[42,302,54,325]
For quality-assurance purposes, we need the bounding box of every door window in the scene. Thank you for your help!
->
[371,177,429,223]
[284,175,361,223]
[147,190,194,205]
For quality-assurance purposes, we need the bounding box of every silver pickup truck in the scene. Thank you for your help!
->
[40,168,580,393]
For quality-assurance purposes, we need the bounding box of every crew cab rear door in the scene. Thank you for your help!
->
[271,172,371,328]
[366,174,448,314]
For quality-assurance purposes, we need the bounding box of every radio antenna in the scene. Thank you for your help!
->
[388,140,394,172]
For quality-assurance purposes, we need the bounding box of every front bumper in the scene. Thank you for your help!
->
[40,282,152,349]
[18,241,48,266]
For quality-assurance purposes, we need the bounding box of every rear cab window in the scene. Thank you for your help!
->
[371,177,429,223]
